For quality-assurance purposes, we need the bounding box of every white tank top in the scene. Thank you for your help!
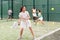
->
[19,11,29,19]
[32,9,36,13]
[33,13,37,17]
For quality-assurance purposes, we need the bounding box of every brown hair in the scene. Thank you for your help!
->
[39,10,41,12]
[20,6,25,12]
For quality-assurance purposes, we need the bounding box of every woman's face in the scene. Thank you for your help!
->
[22,7,26,12]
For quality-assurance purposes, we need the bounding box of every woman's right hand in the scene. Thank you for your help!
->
[18,18,20,25]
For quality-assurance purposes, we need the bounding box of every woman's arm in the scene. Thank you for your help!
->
[27,14,30,20]
[26,11,30,20]
[18,18,21,25]
[18,13,21,25]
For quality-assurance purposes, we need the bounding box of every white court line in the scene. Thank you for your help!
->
[35,28,60,40]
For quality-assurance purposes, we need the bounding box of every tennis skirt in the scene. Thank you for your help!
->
[20,20,31,28]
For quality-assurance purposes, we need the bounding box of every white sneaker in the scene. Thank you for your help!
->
[33,37,36,40]
[18,37,22,40]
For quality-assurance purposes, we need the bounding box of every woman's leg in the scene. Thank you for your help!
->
[34,20,38,25]
[18,28,24,40]
[29,27,34,38]
[20,28,24,38]
[40,20,44,24]
[39,20,44,25]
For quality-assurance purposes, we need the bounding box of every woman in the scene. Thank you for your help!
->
[32,8,38,25]
[18,6,35,40]
[38,10,44,24]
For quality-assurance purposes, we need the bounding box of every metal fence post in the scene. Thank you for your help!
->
[33,0,35,8]
[1,0,3,20]
[22,0,23,6]
[11,0,13,18]
[47,0,49,21]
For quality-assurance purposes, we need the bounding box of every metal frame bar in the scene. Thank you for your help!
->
[22,0,23,6]
[11,0,13,18]
[1,0,3,20]
[47,0,49,21]
[33,0,35,8]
